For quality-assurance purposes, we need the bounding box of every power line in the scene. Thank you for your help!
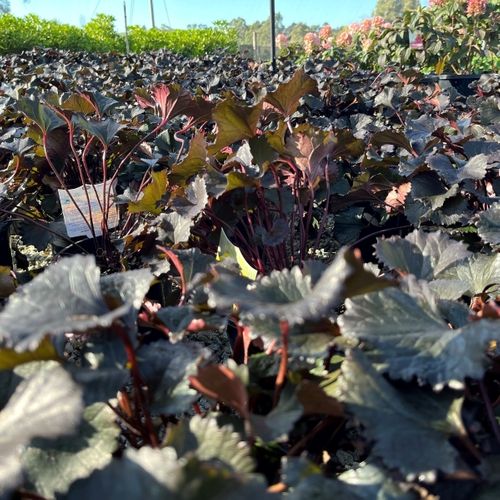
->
[161,0,171,27]
[130,0,135,24]
[91,0,103,18]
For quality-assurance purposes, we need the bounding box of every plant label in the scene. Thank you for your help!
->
[409,31,424,50]
[58,182,119,238]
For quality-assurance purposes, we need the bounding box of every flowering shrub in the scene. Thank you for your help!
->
[467,0,487,15]
[303,32,321,54]
[288,0,497,75]
[366,0,499,73]
[321,38,332,50]
[318,24,332,40]
[336,30,353,47]
[333,16,390,54]
[275,32,289,50]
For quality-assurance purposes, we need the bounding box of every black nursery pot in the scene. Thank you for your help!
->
[421,74,481,96]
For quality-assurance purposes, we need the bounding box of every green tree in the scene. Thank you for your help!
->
[227,15,320,48]
[228,13,285,47]
[0,0,9,14]
[286,22,320,45]
[373,0,420,20]
[228,17,249,43]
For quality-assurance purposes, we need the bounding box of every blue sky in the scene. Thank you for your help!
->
[10,0,423,29]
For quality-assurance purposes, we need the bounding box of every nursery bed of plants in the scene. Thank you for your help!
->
[0,48,499,499]
[0,14,238,57]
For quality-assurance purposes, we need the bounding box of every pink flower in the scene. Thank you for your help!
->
[358,16,387,34]
[336,30,353,47]
[303,32,321,54]
[360,18,373,33]
[319,24,332,40]
[467,0,487,15]
[429,0,448,6]
[321,38,333,50]
[371,16,385,28]
[348,22,361,34]
[275,32,289,49]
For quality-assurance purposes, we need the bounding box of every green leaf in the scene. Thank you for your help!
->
[337,461,416,499]
[17,98,65,133]
[374,87,398,110]
[411,171,448,199]
[65,448,271,500]
[61,94,96,115]
[0,256,129,352]
[264,68,318,118]
[0,337,59,371]
[100,268,153,311]
[84,91,118,115]
[477,203,500,246]
[71,366,129,407]
[370,131,413,154]
[165,415,254,473]
[22,402,119,498]
[156,306,196,337]
[441,254,500,296]
[247,318,335,357]
[0,364,83,495]
[75,336,129,406]
[225,171,259,192]
[405,115,447,144]
[100,268,154,334]
[344,251,395,298]
[175,248,216,287]
[250,386,303,442]
[339,281,500,386]
[209,249,355,326]
[72,116,125,147]
[172,175,208,219]
[128,170,168,215]
[189,364,249,419]
[428,279,470,301]
[285,458,415,500]
[209,97,263,154]
[374,229,471,280]
[217,228,258,280]
[169,132,209,186]
[428,154,489,184]
[296,379,343,417]
[334,351,465,477]
[138,341,205,415]
[248,135,278,168]
[155,212,193,245]
[255,218,289,247]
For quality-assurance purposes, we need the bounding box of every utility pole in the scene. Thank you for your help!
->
[123,1,130,54]
[149,0,156,29]
[270,0,276,71]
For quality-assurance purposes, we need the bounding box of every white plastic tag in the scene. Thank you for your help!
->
[409,31,424,50]
[58,182,119,238]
